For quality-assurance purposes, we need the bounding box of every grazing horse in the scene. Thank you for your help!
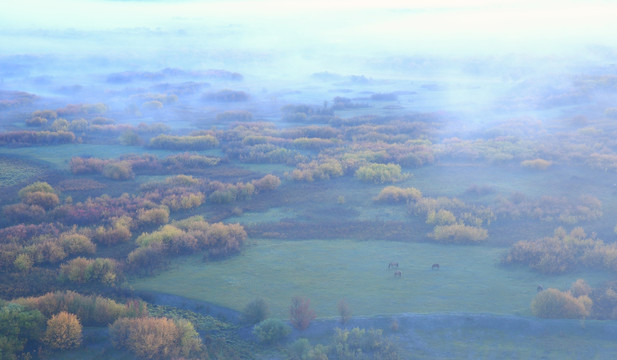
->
[432,263,440,270]
[537,284,544,292]
[394,270,402,278]
[388,262,399,269]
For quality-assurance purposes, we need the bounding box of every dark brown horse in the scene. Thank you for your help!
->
[432,263,440,270]
[388,262,399,269]
[394,270,402,278]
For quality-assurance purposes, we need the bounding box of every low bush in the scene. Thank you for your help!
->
[110,317,202,360]
[15,291,147,326]
[22,191,59,210]
[137,206,170,226]
[374,186,422,203]
[60,233,96,256]
[531,288,591,319]
[290,296,316,330]
[59,257,120,285]
[149,134,218,150]
[252,174,281,191]
[102,161,134,180]
[502,227,614,274]
[331,327,400,360]
[252,318,291,344]
[429,224,488,243]
[355,163,403,183]
[242,298,269,324]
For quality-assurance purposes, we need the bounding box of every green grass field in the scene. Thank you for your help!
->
[130,239,613,319]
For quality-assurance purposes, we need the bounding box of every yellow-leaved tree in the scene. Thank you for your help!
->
[43,311,82,350]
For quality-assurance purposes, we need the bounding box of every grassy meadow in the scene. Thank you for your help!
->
[131,239,613,319]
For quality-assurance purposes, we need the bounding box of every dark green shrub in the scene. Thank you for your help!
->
[242,298,269,324]
[332,327,400,360]
[288,338,311,360]
[252,318,291,344]
[0,301,45,359]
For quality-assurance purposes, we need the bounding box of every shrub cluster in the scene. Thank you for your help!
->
[290,159,344,182]
[0,131,76,146]
[149,134,219,150]
[532,282,592,319]
[59,257,120,285]
[502,227,617,274]
[355,163,403,183]
[14,290,147,326]
[429,224,489,243]
[0,301,45,359]
[127,217,247,273]
[493,193,602,224]
[288,327,400,360]
[252,318,291,344]
[110,316,203,360]
[374,186,422,203]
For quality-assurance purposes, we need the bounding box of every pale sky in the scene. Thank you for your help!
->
[1,0,615,55]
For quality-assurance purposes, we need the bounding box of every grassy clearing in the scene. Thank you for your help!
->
[130,239,612,319]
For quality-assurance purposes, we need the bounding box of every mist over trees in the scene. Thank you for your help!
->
[2,0,617,359]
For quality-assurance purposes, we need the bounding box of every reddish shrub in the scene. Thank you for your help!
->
[289,296,316,330]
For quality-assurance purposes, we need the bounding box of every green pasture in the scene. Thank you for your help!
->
[130,239,613,319]
[236,162,294,176]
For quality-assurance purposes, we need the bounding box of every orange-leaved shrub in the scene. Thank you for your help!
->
[374,186,422,203]
[59,257,120,285]
[429,224,488,243]
[531,287,592,319]
[110,317,202,360]
[14,290,147,326]
[290,296,316,330]
[502,227,617,274]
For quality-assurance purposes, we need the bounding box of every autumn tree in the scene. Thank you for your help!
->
[43,311,82,350]
[290,296,316,330]
[337,299,352,325]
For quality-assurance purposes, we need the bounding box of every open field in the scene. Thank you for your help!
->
[131,239,613,319]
